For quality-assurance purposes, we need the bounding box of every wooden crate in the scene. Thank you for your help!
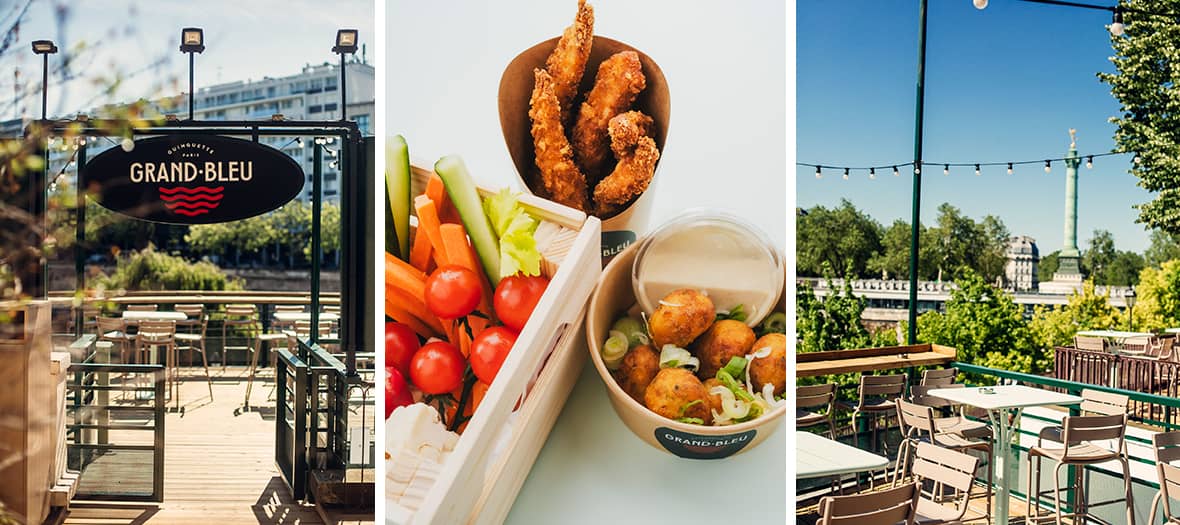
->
[391,165,602,524]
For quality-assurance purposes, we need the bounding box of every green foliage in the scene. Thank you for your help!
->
[868,220,931,280]
[95,246,242,292]
[916,269,1042,383]
[1146,230,1180,267]
[796,270,872,353]
[1130,259,1180,332]
[185,200,341,262]
[1038,250,1060,283]
[796,200,881,279]
[926,204,1009,283]
[1028,280,1121,351]
[1082,229,1144,286]
[1098,4,1180,233]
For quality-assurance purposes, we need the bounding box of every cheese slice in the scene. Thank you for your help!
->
[386,403,460,514]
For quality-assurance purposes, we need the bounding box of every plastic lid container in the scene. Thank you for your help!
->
[631,210,784,327]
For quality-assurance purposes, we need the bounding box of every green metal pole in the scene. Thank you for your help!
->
[907,0,928,344]
[75,141,87,338]
[311,143,322,345]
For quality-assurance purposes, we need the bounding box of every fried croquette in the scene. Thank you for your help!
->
[572,51,646,178]
[544,0,595,122]
[616,344,660,403]
[644,367,712,424]
[528,68,591,211]
[749,333,786,396]
[648,289,715,349]
[691,319,757,379]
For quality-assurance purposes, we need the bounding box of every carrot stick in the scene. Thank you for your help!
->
[409,226,433,272]
[387,287,444,335]
[439,223,496,333]
[386,299,442,338]
[426,173,461,224]
[385,251,427,300]
[414,195,449,265]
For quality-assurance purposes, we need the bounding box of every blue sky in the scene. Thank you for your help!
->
[797,0,1153,253]
[0,0,372,119]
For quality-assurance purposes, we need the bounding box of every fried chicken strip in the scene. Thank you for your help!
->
[572,51,646,181]
[529,68,591,212]
[544,0,594,122]
[594,110,659,216]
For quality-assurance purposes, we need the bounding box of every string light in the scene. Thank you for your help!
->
[869,167,876,179]
[914,166,921,175]
[815,166,822,179]
[1044,160,1051,173]
[1110,8,1125,37]
[1086,156,1093,169]
[893,166,899,177]
[1007,162,1013,175]
[842,168,849,180]
[974,164,981,176]
[1134,153,1141,164]
[943,164,949,176]
[798,151,1131,180]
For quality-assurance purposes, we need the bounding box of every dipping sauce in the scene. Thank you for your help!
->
[631,211,783,327]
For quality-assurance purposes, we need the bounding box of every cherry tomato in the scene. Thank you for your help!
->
[409,341,466,394]
[425,265,483,320]
[385,367,414,419]
[470,326,518,384]
[493,274,549,332]
[385,321,419,378]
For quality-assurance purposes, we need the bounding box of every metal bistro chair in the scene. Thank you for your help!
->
[893,399,993,521]
[817,481,919,525]
[220,304,259,369]
[173,304,214,401]
[124,304,158,312]
[838,374,907,457]
[1075,335,1108,352]
[910,385,992,440]
[1025,412,1134,525]
[920,367,957,388]
[135,320,178,409]
[1149,431,1180,525]
[911,442,982,525]
[96,316,133,364]
[243,319,296,407]
[271,304,305,333]
[797,383,838,440]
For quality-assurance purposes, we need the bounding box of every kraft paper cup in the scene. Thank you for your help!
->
[585,242,786,460]
[499,35,670,263]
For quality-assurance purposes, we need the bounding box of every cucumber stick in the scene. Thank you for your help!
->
[386,135,412,259]
[434,155,502,285]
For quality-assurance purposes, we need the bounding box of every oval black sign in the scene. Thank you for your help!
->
[654,427,756,460]
[82,135,304,224]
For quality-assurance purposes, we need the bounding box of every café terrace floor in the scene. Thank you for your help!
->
[56,367,370,525]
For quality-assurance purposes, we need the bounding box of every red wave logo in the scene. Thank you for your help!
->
[159,186,225,217]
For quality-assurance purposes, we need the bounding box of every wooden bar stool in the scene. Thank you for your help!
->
[174,304,214,401]
[221,304,259,369]
[1025,412,1134,525]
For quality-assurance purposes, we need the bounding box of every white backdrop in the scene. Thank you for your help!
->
[387,1,787,523]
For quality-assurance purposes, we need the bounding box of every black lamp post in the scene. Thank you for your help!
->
[331,29,358,121]
[31,40,57,120]
[1125,286,1137,331]
[179,28,205,120]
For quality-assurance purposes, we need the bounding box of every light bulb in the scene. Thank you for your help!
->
[815,166,822,179]
[1044,160,1051,173]
[1086,156,1093,169]
[1007,163,1013,175]
[121,137,135,152]
[869,167,876,180]
[943,164,949,176]
[893,166,900,177]
[1134,154,1141,164]
[975,164,981,176]
[842,168,849,180]
[914,166,921,175]
[1110,10,1125,37]
[974,0,988,9]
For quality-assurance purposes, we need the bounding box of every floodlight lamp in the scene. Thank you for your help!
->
[31,40,58,54]
[180,28,205,53]
[333,29,359,54]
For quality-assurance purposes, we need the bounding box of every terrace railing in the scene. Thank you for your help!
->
[66,336,166,502]
[1053,346,1180,428]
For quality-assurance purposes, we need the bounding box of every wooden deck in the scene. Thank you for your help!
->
[61,367,370,525]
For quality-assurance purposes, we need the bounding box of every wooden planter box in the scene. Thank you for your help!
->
[797,343,957,377]
[0,301,53,524]
[391,165,602,524]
